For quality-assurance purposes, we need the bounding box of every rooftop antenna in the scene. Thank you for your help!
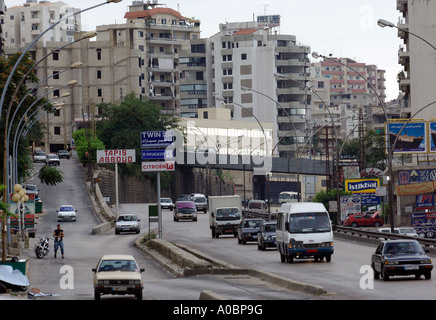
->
[261,4,269,15]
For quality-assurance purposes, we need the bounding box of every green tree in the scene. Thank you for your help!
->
[96,93,179,177]
[73,128,105,165]
[0,53,56,183]
[38,166,64,186]
[312,189,351,224]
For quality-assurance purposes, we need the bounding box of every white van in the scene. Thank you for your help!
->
[279,191,298,204]
[276,202,333,263]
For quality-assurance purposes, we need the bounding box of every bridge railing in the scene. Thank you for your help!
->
[335,225,436,248]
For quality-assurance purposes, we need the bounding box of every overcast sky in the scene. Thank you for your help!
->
[5,0,402,100]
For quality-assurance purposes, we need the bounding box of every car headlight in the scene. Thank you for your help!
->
[321,242,333,247]
[385,260,398,265]
[421,259,432,264]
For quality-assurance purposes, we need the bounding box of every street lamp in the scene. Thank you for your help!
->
[378,19,436,52]
[11,184,28,254]
[312,52,395,230]
[1,0,120,261]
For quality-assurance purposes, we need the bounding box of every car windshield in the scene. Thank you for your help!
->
[383,241,424,254]
[242,220,263,228]
[161,199,171,203]
[177,203,196,213]
[117,215,137,222]
[216,208,241,221]
[60,206,74,212]
[98,259,139,272]
[264,224,277,232]
[194,197,206,203]
[288,212,331,233]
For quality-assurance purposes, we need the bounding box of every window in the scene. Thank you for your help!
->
[52,52,59,60]
[97,70,102,79]
[54,127,61,135]
[241,53,247,60]
[97,88,102,97]
[53,71,59,80]
[97,49,102,60]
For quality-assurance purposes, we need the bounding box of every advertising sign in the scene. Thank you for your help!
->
[340,194,361,222]
[142,161,175,172]
[97,149,136,164]
[416,194,434,210]
[387,122,427,154]
[345,179,380,194]
[257,15,281,28]
[141,149,175,160]
[429,122,436,153]
[140,130,174,149]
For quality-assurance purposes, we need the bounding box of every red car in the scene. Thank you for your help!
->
[343,212,384,228]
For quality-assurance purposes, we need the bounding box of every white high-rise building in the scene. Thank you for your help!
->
[4,0,81,50]
[397,0,436,120]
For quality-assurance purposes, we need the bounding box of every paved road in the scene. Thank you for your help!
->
[17,155,322,300]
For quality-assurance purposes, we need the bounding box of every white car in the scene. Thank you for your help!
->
[160,197,174,210]
[57,205,77,222]
[33,150,46,163]
[92,254,144,300]
[377,227,419,237]
[115,214,140,234]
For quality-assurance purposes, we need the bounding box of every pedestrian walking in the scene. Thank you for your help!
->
[53,224,64,258]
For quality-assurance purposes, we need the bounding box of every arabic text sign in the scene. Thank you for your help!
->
[97,149,136,164]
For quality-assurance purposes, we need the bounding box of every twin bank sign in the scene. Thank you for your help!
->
[345,179,380,194]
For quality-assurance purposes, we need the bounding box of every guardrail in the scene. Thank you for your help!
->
[335,225,436,248]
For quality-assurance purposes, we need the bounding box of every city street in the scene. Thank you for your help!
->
[21,155,322,300]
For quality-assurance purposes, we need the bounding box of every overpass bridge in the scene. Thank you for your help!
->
[173,152,331,203]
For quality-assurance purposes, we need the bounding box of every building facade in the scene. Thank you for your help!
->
[397,0,436,120]
[4,0,81,49]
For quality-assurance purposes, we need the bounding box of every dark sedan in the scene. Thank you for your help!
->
[257,221,277,250]
[371,239,433,281]
[237,218,264,244]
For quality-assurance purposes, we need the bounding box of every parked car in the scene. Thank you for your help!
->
[378,227,418,237]
[160,198,174,211]
[192,193,207,213]
[173,201,197,222]
[238,218,264,244]
[92,254,144,300]
[33,150,46,163]
[46,154,60,166]
[343,213,383,228]
[57,150,70,159]
[257,221,277,250]
[371,239,433,281]
[57,205,77,222]
[115,214,140,234]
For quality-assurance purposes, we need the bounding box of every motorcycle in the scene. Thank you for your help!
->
[35,237,49,259]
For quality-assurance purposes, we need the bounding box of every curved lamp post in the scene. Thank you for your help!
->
[1,0,121,262]
[312,52,395,231]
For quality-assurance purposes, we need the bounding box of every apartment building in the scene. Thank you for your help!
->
[3,0,201,152]
[4,0,81,49]
[311,57,387,142]
[210,21,311,158]
[397,0,436,120]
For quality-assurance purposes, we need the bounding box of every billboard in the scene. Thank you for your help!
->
[429,122,436,153]
[386,121,427,154]
[345,179,380,194]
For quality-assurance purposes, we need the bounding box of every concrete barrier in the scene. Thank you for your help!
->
[92,222,112,235]
[147,239,212,270]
